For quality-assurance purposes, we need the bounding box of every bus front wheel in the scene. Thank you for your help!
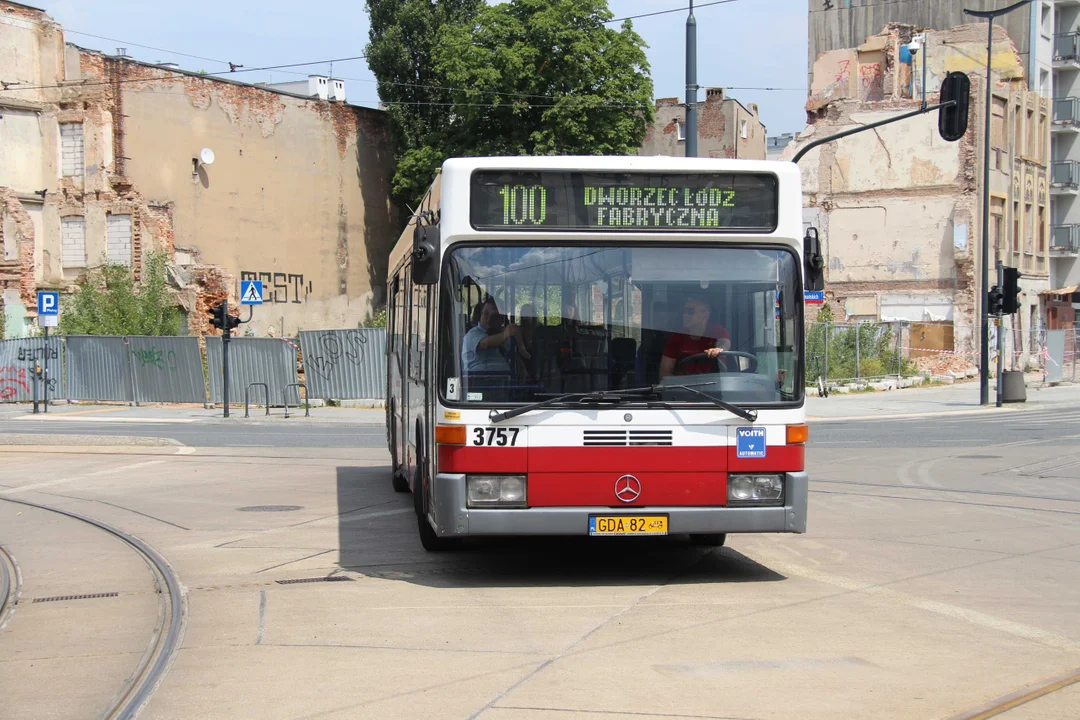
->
[690,534,726,547]
[413,462,460,552]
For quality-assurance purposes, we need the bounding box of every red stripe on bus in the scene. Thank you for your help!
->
[727,444,804,472]
[438,445,528,473]
[528,472,728,507]
[528,445,727,473]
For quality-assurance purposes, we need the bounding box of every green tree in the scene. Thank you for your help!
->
[60,252,183,336]
[436,0,654,159]
[364,0,484,207]
[366,0,654,208]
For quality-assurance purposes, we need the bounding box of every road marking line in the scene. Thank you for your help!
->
[0,460,167,495]
[759,559,1079,651]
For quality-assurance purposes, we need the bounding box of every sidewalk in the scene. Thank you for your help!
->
[806,378,1080,421]
[0,401,386,425]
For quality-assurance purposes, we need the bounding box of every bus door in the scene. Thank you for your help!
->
[388,272,408,474]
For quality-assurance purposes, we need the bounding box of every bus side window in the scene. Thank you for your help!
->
[389,276,400,353]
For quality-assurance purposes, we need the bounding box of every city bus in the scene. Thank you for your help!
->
[386,156,811,550]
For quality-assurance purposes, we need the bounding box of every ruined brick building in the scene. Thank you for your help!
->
[0,1,397,339]
[784,23,1051,362]
[640,88,767,159]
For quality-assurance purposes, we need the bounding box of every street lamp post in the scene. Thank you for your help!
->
[963,0,1032,406]
[685,0,698,157]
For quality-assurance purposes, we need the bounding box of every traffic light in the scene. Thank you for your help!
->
[938,71,970,142]
[987,285,1003,316]
[208,302,226,330]
[1002,266,1022,314]
[225,313,241,332]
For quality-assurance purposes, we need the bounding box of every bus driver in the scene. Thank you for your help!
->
[658,295,731,379]
[461,297,530,373]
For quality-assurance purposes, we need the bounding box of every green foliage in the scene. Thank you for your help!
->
[806,306,914,383]
[366,0,654,209]
[362,306,388,329]
[60,252,183,336]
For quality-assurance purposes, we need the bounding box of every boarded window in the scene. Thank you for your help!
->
[1012,202,1020,256]
[60,123,84,177]
[60,216,86,267]
[1026,109,1036,158]
[991,97,1006,151]
[107,214,132,266]
[1038,206,1046,254]
[1026,203,1034,253]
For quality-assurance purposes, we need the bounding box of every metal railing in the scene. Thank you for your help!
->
[1052,224,1080,253]
[1052,160,1080,188]
[1055,32,1080,63]
[1054,97,1080,128]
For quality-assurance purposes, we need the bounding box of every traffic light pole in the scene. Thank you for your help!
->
[222,298,231,418]
[996,261,1004,408]
[963,0,1033,405]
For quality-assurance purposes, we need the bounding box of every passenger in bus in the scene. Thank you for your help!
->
[658,296,731,379]
[461,297,530,373]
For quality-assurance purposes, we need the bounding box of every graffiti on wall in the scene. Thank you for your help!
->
[16,345,58,362]
[0,366,29,399]
[131,345,178,371]
[240,271,313,304]
[305,331,367,380]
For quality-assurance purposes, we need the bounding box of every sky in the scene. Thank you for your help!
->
[42,0,810,136]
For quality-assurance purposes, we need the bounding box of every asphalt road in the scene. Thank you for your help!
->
[1,414,1077,718]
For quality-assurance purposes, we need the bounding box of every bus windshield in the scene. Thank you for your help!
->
[439,244,802,407]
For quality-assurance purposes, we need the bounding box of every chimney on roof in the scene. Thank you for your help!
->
[329,78,346,103]
[308,75,329,100]
[116,48,127,57]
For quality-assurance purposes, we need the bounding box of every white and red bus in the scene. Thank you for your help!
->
[386,156,809,550]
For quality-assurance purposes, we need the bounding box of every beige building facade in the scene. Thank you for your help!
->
[640,88,767,160]
[785,23,1051,361]
[0,1,397,339]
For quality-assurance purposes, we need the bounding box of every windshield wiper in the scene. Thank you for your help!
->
[488,382,757,423]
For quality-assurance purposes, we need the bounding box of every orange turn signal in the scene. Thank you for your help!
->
[435,424,467,446]
[786,424,808,445]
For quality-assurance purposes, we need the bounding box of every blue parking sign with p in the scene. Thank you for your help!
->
[37,291,59,315]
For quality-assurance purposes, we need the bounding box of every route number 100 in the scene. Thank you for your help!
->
[499,185,548,225]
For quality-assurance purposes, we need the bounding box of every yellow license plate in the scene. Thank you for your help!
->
[589,515,668,536]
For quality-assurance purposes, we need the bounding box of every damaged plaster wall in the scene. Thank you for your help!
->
[81,57,397,336]
[786,23,1050,358]
[641,90,767,160]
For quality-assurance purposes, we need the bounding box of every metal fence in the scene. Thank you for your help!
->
[806,321,1053,386]
[0,336,63,402]
[298,329,385,400]
[206,336,300,405]
[1,329,388,405]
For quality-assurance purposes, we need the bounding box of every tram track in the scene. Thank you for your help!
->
[0,497,185,719]
[0,542,20,630]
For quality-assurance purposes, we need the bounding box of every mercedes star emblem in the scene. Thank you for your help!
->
[624,413,633,423]
[614,474,642,503]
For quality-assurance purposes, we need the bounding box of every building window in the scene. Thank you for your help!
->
[676,121,686,141]
[61,216,86,267]
[60,122,84,177]
[991,98,1006,150]
[1040,112,1048,161]
[1038,206,1046,254]
[1025,203,1034,254]
[1014,104,1023,154]
[1012,202,1020,255]
[1026,109,1036,158]
[991,198,1005,256]
[1042,3,1052,38]
[107,213,132,266]
[740,119,748,139]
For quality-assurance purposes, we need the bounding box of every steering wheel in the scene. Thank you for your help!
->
[676,351,758,374]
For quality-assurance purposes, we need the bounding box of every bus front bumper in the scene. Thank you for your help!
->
[429,472,807,537]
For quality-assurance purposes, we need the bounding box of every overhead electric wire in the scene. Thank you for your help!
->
[607,0,741,23]
[64,29,232,67]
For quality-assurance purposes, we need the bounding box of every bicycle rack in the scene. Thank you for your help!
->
[283,382,309,418]
[244,382,270,418]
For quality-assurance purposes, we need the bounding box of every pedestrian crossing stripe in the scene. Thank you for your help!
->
[240,280,263,305]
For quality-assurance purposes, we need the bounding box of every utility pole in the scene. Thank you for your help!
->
[685,0,698,157]
[964,0,1032,406]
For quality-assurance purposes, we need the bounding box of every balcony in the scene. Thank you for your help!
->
[1055,32,1080,69]
[1052,224,1080,255]
[1052,161,1080,194]
[1053,97,1080,132]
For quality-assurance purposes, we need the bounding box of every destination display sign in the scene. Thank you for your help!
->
[470,170,778,232]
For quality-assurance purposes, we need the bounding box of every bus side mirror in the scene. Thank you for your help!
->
[412,222,440,285]
[938,71,970,142]
[804,227,824,292]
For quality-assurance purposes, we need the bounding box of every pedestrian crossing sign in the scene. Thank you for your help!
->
[241,280,264,305]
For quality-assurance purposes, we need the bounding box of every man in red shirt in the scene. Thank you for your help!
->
[658,296,731,379]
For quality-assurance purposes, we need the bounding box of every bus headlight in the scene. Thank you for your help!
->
[467,475,527,508]
[727,474,784,506]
